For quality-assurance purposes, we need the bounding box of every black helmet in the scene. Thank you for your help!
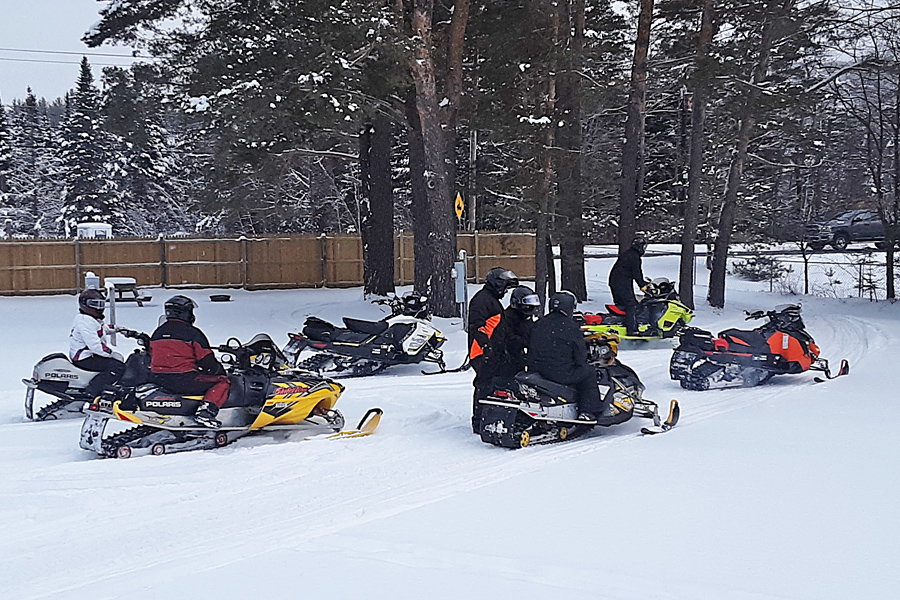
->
[509,285,541,316]
[549,290,577,318]
[164,295,198,323]
[485,267,519,298]
[631,236,648,256]
[78,288,105,319]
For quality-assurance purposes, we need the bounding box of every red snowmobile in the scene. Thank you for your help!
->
[670,304,849,390]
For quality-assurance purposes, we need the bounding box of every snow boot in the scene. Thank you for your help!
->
[194,401,221,429]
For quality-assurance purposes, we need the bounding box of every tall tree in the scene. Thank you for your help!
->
[59,58,120,235]
[359,113,395,296]
[619,0,655,253]
[677,0,715,310]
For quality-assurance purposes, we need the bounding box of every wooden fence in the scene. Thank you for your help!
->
[0,232,535,295]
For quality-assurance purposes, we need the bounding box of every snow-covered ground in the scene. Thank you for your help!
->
[2,250,899,599]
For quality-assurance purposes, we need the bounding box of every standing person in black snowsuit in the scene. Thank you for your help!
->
[493,285,541,381]
[527,291,608,421]
[468,267,518,432]
[608,236,650,335]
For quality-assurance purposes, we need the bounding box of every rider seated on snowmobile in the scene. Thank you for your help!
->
[608,236,650,335]
[492,285,541,383]
[69,288,125,399]
[527,291,613,422]
[468,266,519,432]
[149,295,229,429]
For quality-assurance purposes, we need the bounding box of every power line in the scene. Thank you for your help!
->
[0,47,147,59]
[0,57,139,68]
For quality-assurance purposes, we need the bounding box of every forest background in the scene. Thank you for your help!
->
[1,0,899,314]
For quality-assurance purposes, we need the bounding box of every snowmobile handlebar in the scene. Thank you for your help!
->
[115,327,150,348]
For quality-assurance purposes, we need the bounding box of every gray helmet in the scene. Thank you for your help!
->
[485,267,519,298]
[549,290,577,318]
[164,295,198,324]
[509,285,541,316]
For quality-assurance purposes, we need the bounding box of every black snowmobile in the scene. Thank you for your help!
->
[23,329,152,421]
[285,292,447,377]
[477,333,679,448]
[79,332,371,459]
[670,304,849,390]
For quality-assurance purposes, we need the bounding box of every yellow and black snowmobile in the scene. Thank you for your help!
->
[79,332,381,458]
[477,332,679,448]
[580,278,693,341]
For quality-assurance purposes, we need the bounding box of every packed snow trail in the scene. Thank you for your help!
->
[1,252,898,599]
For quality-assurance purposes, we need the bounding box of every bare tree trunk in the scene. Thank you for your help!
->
[618,0,654,253]
[678,0,714,310]
[404,91,432,295]
[556,0,587,300]
[708,0,787,308]
[408,0,456,316]
[535,1,559,309]
[360,114,395,296]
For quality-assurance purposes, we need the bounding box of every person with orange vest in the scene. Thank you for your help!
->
[468,267,518,432]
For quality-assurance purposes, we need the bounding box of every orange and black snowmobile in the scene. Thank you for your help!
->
[670,304,849,390]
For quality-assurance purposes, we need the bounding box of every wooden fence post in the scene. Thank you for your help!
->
[159,236,168,288]
[320,234,328,287]
[473,230,480,282]
[240,236,249,289]
[74,238,82,292]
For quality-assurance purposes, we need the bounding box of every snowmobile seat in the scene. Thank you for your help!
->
[583,313,604,325]
[342,317,389,336]
[606,304,626,316]
[41,352,70,363]
[303,316,336,341]
[718,328,769,351]
[514,372,578,403]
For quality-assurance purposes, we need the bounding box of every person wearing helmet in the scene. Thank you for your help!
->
[69,288,125,398]
[493,285,541,381]
[608,236,650,335]
[468,266,519,432]
[527,291,609,421]
[149,295,229,428]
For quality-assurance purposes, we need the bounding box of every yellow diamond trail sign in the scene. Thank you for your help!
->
[455,193,464,220]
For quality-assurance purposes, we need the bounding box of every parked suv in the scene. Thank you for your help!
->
[804,209,884,250]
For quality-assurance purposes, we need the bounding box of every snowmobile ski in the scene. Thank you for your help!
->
[306,407,382,440]
[640,399,680,435]
[422,357,469,375]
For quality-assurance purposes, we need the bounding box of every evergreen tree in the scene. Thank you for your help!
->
[59,58,121,235]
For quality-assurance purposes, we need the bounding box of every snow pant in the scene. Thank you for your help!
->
[74,355,126,398]
[541,364,606,416]
[611,284,640,335]
[153,372,231,409]
[471,355,496,432]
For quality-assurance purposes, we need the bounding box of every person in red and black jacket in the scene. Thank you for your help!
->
[150,296,229,428]
[468,267,518,433]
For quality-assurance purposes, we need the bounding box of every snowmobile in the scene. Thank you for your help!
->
[79,331,378,459]
[669,304,850,390]
[23,329,152,421]
[580,278,694,341]
[477,333,679,449]
[284,292,447,377]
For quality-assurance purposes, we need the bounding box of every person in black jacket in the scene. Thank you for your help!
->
[493,285,540,381]
[150,296,229,428]
[527,291,607,420]
[608,236,650,335]
[468,266,518,432]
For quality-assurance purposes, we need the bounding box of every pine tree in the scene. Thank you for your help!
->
[0,97,11,196]
[59,58,121,236]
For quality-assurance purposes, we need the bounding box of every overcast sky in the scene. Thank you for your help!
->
[0,0,138,103]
